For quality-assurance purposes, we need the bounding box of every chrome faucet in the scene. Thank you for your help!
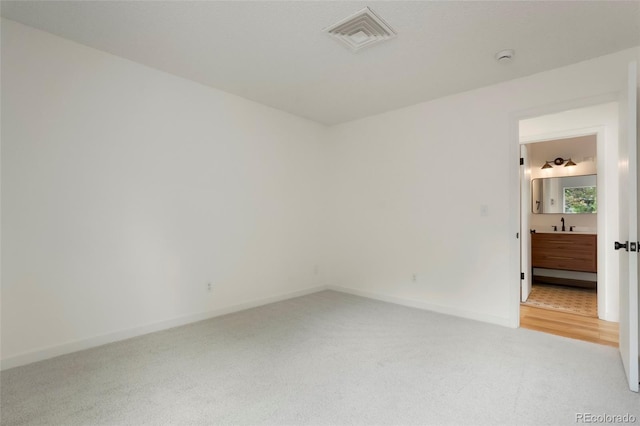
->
[561,217,565,232]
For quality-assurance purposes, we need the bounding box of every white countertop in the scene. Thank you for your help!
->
[534,231,596,235]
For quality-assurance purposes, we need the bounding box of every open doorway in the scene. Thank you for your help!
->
[525,136,597,317]
[518,102,620,346]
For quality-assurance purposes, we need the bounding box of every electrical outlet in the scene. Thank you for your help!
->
[207,282,212,292]
[412,273,417,282]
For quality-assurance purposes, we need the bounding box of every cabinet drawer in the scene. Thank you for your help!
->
[531,233,597,273]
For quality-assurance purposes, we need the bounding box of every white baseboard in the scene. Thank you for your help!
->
[327,285,512,328]
[1,285,328,371]
[2,284,513,370]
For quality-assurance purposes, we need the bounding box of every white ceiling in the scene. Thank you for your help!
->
[2,1,639,125]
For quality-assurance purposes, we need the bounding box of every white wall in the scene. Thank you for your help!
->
[2,17,639,369]
[1,19,328,367]
[325,48,639,327]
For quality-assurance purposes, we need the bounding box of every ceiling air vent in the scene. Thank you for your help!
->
[324,7,396,51]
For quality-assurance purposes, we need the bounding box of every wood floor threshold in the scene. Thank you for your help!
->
[520,305,619,347]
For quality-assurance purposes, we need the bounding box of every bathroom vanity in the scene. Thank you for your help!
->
[531,232,597,288]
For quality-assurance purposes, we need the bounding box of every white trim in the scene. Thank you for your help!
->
[2,283,522,371]
[520,144,532,302]
[520,126,613,321]
[509,108,522,328]
[328,285,513,328]
[510,92,621,329]
[1,285,328,371]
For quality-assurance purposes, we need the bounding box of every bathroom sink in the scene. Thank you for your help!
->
[536,231,596,235]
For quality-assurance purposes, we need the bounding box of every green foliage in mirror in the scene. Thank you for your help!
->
[563,186,597,213]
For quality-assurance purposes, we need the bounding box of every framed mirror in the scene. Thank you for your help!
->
[531,174,596,214]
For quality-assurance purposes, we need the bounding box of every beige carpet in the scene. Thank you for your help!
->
[523,284,597,317]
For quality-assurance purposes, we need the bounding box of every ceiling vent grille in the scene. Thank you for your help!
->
[324,7,396,51]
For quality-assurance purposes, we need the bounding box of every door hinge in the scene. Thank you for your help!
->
[516,232,519,239]
[519,157,524,165]
[521,272,525,280]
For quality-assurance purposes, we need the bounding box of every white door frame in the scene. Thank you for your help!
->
[519,126,606,318]
[509,92,619,328]
[520,144,532,302]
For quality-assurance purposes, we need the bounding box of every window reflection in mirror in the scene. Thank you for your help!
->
[531,174,596,214]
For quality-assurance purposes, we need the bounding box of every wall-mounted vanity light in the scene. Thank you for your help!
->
[541,157,577,169]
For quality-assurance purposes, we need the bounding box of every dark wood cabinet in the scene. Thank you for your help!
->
[531,233,597,273]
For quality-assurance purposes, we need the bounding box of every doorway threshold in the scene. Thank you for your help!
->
[520,304,618,347]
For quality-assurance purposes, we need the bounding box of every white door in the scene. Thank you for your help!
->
[520,144,532,302]
[617,61,639,392]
